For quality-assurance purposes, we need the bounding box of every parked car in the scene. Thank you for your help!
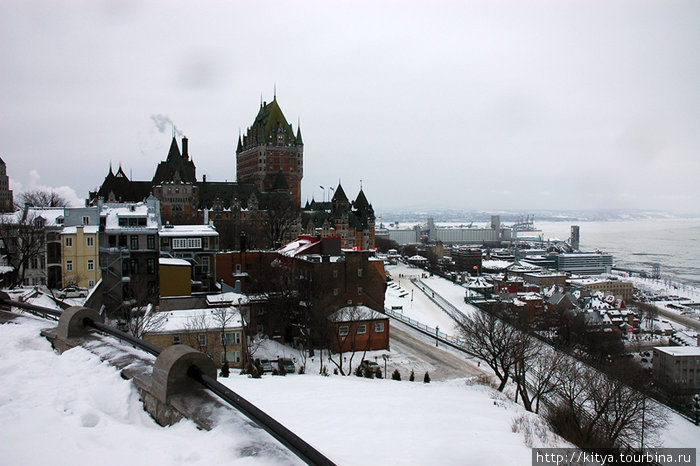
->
[254,358,273,373]
[360,360,381,375]
[278,358,295,374]
[57,286,87,299]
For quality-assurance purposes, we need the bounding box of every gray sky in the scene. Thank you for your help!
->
[1,0,699,213]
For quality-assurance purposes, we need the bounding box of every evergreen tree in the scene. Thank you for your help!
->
[409,369,415,382]
[220,361,230,378]
[423,371,431,383]
[392,369,401,381]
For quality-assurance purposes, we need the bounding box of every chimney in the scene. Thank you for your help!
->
[182,137,189,160]
[240,232,247,253]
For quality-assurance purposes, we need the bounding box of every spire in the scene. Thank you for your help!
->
[296,124,303,145]
[237,130,243,152]
[167,137,181,161]
[273,83,276,101]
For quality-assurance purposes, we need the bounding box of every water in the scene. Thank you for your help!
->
[533,219,700,288]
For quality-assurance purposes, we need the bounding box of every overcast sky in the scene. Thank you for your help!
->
[1,0,698,214]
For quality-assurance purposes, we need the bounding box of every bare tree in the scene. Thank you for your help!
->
[184,313,211,355]
[328,307,374,376]
[514,345,565,413]
[547,362,668,449]
[261,193,300,249]
[125,277,164,338]
[0,211,45,287]
[212,305,237,374]
[18,189,68,208]
[457,309,524,391]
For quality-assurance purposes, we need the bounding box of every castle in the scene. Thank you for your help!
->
[89,96,375,250]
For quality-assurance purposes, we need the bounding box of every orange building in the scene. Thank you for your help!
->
[329,306,390,353]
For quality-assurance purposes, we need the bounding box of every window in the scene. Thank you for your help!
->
[188,238,202,249]
[66,260,73,271]
[202,256,210,272]
[65,237,73,247]
[375,322,385,333]
[221,351,241,364]
[161,237,169,249]
[87,259,94,271]
[172,238,187,249]
[86,236,94,247]
[357,268,363,277]
[130,235,139,250]
[357,324,367,334]
[172,334,181,345]
[130,259,139,274]
[147,258,155,274]
[122,259,129,275]
[333,288,338,296]
[197,334,207,347]
[338,325,349,336]
[357,286,363,295]
[221,332,241,345]
[332,270,338,279]
[31,257,38,269]
[235,263,242,273]
[82,216,90,225]
[147,235,155,250]
[88,280,95,287]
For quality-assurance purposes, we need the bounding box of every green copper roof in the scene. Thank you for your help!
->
[245,98,301,146]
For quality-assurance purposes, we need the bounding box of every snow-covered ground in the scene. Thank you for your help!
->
[0,314,293,466]
[220,374,569,466]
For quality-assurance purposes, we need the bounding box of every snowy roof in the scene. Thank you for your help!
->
[482,260,513,269]
[62,225,99,235]
[1,207,65,227]
[408,255,427,261]
[654,346,700,357]
[101,202,159,232]
[329,306,386,322]
[0,265,14,273]
[205,292,249,306]
[159,224,218,237]
[147,308,243,333]
[278,236,318,257]
[159,258,191,267]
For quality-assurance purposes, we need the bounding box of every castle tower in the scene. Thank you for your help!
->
[0,157,15,212]
[236,96,303,205]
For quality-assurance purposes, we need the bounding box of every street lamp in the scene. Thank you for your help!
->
[382,354,388,377]
[435,326,439,347]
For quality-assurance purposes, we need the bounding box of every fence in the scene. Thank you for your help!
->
[0,297,336,466]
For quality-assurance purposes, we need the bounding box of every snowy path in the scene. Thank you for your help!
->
[389,321,484,381]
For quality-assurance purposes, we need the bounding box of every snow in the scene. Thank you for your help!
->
[0,315,290,466]
[219,374,568,465]
[654,346,700,357]
[62,225,99,234]
[149,308,244,333]
[384,270,461,335]
[159,257,191,266]
[159,224,218,237]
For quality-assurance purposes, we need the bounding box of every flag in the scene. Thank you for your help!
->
[319,185,324,189]
[330,186,334,191]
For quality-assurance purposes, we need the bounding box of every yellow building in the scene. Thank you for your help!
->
[568,277,634,301]
[61,225,100,288]
[159,258,192,297]
[143,307,246,368]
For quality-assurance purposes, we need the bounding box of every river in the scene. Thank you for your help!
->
[531,218,700,288]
